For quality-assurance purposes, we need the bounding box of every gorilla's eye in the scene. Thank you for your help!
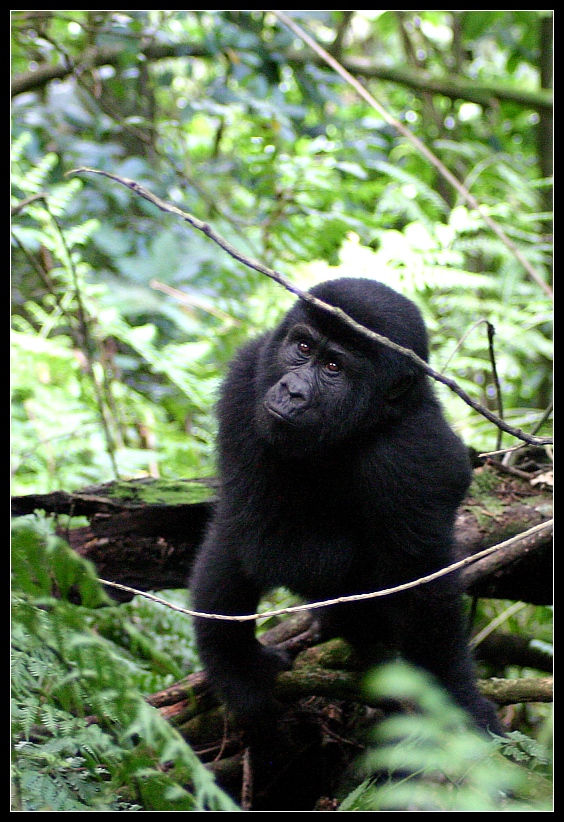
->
[325,360,340,374]
[297,341,311,356]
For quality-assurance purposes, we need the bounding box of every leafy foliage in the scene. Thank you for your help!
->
[338,662,551,812]
[11,516,240,811]
[11,10,552,811]
[11,136,220,492]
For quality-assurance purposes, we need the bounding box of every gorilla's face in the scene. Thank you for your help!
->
[257,321,366,444]
[255,311,422,450]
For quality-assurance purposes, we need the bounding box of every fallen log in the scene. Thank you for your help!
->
[11,465,553,604]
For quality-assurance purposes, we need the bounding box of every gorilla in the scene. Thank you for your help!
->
[189,277,502,740]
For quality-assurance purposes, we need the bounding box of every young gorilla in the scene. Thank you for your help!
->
[190,278,502,740]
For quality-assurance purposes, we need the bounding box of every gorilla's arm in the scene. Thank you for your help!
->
[190,529,290,733]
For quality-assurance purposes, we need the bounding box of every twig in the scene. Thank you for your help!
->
[68,165,552,448]
[486,322,504,452]
[241,748,253,812]
[98,519,553,621]
[471,602,526,648]
[11,193,47,216]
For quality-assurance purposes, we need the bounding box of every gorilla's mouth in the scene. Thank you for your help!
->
[263,402,299,427]
[264,402,288,422]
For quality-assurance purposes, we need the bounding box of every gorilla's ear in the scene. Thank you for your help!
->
[385,374,416,401]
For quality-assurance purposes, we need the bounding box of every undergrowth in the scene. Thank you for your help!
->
[11,515,239,812]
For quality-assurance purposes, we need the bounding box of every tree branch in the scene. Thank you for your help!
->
[479,676,553,706]
[11,39,552,113]
[462,518,552,589]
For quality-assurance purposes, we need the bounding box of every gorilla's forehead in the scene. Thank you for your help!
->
[290,278,429,361]
[280,303,370,356]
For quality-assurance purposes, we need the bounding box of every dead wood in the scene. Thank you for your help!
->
[11,465,552,604]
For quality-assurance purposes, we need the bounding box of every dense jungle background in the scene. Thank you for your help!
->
[11,10,552,811]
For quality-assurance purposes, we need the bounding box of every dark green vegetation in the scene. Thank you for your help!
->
[12,11,552,811]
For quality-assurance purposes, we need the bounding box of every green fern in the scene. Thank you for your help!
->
[338,662,552,811]
[11,515,240,812]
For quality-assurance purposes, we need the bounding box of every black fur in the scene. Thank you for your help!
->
[190,278,502,737]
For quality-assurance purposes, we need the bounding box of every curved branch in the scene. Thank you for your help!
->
[68,166,552,448]
[98,520,553,621]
